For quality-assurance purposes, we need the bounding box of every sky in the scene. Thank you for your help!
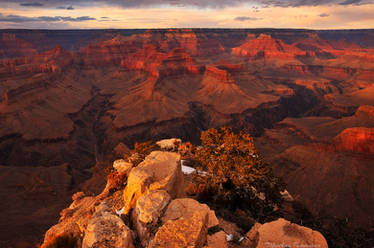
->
[0,0,373,29]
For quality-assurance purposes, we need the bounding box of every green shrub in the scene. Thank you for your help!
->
[192,127,285,221]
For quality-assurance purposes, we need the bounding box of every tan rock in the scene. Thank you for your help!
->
[242,222,261,247]
[132,190,171,247]
[207,231,228,248]
[82,203,134,248]
[41,196,97,248]
[113,159,132,176]
[123,168,152,215]
[162,198,219,228]
[123,151,183,214]
[156,138,182,151]
[150,211,208,248]
[245,218,328,248]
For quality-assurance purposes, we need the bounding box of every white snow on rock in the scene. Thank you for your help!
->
[115,207,125,217]
[226,234,233,242]
[180,160,208,176]
[181,165,196,175]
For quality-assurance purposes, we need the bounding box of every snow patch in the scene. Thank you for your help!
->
[115,207,124,217]
[226,234,233,242]
[181,165,196,175]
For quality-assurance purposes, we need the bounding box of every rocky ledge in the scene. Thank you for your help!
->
[40,140,328,248]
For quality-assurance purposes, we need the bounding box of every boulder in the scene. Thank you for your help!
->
[162,198,219,228]
[123,151,183,214]
[156,138,182,151]
[245,218,328,248]
[122,168,153,215]
[41,195,98,248]
[150,211,208,248]
[207,231,228,248]
[113,159,132,176]
[82,203,134,248]
[132,190,171,246]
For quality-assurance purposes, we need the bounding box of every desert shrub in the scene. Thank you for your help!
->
[130,141,161,166]
[106,170,127,193]
[44,233,78,248]
[178,141,196,158]
[192,127,285,221]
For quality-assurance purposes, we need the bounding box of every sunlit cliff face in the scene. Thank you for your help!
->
[0,0,374,29]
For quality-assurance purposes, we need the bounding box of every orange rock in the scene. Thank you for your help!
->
[150,211,208,248]
[245,218,328,248]
[162,198,219,229]
[132,190,171,247]
[232,33,304,60]
[205,65,234,84]
[82,203,134,248]
[113,159,133,176]
[123,151,183,214]
[207,231,228,248]
[334,127,374,154]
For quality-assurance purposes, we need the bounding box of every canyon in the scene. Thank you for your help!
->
[0,29,373,247]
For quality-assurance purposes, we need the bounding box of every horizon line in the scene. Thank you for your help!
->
[1,28,374,31]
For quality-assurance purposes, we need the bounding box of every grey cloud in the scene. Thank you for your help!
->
[20,2,43,7]
[0,14,96,23]
[339,0,364,4]
[235,16,262,21]
[57,5,74,10]
[320,13,329,17]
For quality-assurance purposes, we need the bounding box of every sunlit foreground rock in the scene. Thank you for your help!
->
[41,144,328,248]
[244,218,328,248]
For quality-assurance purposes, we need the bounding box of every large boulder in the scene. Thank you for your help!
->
[244,218,328,248]
[82,203,134,248]
[132,190,171,247]
[150,211,208,248]
[123,151,183,214]
[162,198,219,228]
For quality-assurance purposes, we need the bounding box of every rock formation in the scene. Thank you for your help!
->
[39,145,328,248]
[334,127,374,154]
[244,218,328,248]
[0,29,373,247]
[82,203,134,248]
[122,151,184,214]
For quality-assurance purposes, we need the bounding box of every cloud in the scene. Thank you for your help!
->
[20,2,43,7]
[0,14,95,22]
[319,13,329,17]
[235,16,262,21]
[56,6,74,10]
[339,0,365,4]
[2,0,373,9]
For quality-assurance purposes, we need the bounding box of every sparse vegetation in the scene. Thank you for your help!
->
[190,127,285,222]
[130,141,161,167]
[106,170,127,193]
